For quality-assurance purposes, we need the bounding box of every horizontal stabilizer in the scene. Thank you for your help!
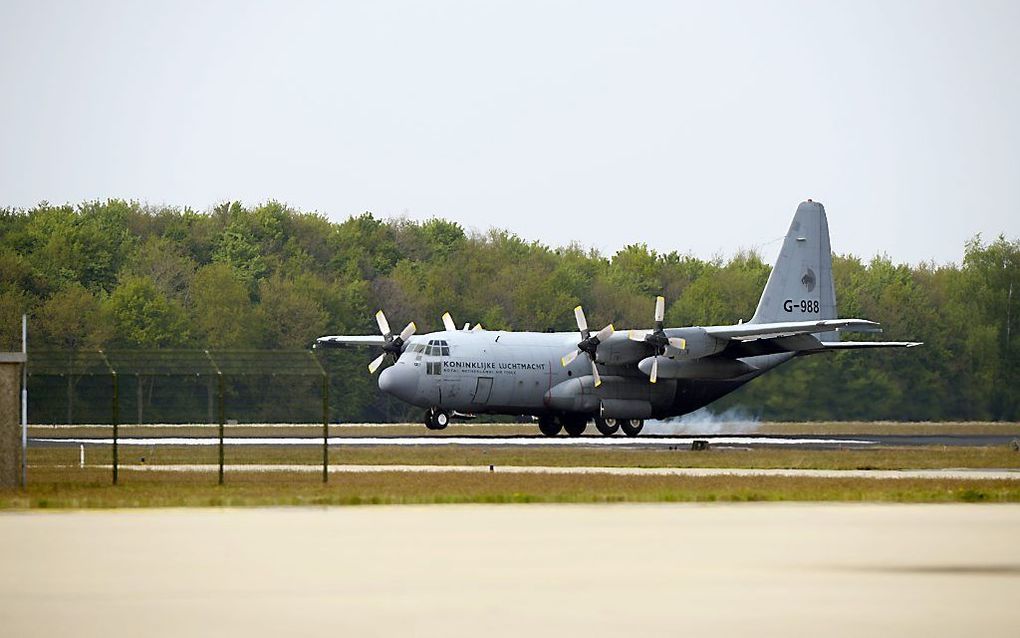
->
[315,335,387,348]
[703,319,882,341]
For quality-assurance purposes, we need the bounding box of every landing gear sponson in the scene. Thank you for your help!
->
[538,416,642,437]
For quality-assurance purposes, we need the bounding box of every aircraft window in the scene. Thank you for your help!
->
[426,361,442,375]
[440,341,450,356]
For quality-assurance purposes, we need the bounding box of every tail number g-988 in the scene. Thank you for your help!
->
[784,299,819,313]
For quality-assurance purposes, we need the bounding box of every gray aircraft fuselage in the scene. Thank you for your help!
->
[379,328,791,419]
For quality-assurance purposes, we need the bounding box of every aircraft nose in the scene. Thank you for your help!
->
[378,364,417,402]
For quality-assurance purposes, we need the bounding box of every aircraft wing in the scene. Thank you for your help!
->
[701,319,883,341]
[315,335,386,348]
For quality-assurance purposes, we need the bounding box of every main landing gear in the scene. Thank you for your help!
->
[620,418,644,437]
[561,414,588,437]
[424,408,450,430]
[538,416,561,436]
[537,415,644,437]
[594,416,619,436]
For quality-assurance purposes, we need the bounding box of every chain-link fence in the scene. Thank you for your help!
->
[27,350,331,484]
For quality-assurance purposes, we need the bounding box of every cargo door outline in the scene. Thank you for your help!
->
[472,377,494,405]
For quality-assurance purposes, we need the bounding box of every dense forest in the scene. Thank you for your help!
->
[1,200,1017,422]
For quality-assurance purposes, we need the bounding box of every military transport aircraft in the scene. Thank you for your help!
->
[316,201,921,436]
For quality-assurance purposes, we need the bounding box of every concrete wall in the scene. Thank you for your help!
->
[0,359,24,487]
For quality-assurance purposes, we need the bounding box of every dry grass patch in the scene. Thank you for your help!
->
[27,444,1020,471]
[3,468,1019,509]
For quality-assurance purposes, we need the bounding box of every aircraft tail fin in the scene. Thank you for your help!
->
[750,200,838,342]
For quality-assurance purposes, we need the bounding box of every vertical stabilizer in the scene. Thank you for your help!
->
[751,200,838,341]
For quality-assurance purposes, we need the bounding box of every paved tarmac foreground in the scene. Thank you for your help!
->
[2,505,1019,637]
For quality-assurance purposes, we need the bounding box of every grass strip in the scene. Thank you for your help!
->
[4,468,1020,509]
[28,444,1020,471]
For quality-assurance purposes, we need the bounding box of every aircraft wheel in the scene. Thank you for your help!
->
[621,418,644,437]
[538,416,561,436]
[424,409,449,430]
[594,416,619,436]
[561,415,588,437]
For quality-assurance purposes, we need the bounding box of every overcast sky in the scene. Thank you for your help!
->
[2,1,1017,265]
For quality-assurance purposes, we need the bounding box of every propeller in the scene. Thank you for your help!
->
[442,312,457,332]
[561,305,613,387]
[627,296,686,383]
[368,310,416,374]
[441,312,479,332]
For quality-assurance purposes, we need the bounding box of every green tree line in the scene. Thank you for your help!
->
[1,200,1017,421]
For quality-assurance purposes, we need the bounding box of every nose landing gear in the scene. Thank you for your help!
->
[424,408,450,430]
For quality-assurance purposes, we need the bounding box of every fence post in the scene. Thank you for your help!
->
[218,372,224,486]
[20,314,27,487]
[112,371,118,485]
[322,374,328,484]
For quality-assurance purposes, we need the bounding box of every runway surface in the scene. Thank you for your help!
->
[2,504,1018,637]
[30,432,1018,448]
[92,462,1020,480]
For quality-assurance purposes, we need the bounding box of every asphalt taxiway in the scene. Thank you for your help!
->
[29,433,1017,449]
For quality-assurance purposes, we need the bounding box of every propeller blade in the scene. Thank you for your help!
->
[595,324,614,342]
[591,359,602,387]
[628,330,648,342]
[574,305,588,335]
[442,312,456,332]
[463,323,470,331]
[375,310,391,337]
[561,349,580,367]
[471,323,484,332]
[655,296,665,323]
[368,353,386,374]
[650,356,658,384]
[668,337,687,350]
[399,322,416,342]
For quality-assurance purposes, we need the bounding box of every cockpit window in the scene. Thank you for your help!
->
[425,339,450,357]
